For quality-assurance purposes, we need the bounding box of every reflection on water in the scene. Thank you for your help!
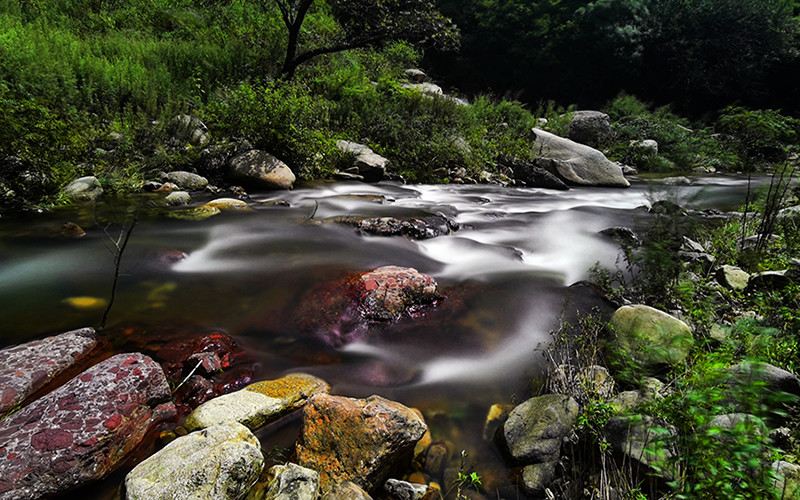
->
[0,176,754,494]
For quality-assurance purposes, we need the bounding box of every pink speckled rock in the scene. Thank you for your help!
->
[0,327,98,416]
[295,266,442,346]
[0,353,176,500]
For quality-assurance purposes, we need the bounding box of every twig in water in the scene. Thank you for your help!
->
[172,358,204,394]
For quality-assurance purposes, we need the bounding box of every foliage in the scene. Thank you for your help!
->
[717,107,800,166]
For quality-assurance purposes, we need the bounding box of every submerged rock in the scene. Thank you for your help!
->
[295,266,442,346]
[531,128,629,188]
[0,327,98,416]
[0,353,176,499]
[296,394,428,493]
[125,422,263,500]
[333,215,456,240]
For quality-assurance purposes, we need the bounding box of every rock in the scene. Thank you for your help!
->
[202,198,253,211]
[335,141,389,182]
[164,191,191,206]
[401,82,443,95]
[185,373,330,431]
[334,215,456,239]
[706,413,767,442]
[503,157,569,190]
[648,200,685,215]
[170,114,210,148]
[502,394,580,464]
[60,222,86,238]
[229,150,296,190]
[567,110,611,147]
[748,270,793,291]
[263,463,320,500]
[609,305,694,373]
[630,139,658,156]
[483,404,514,441]
[155,181,180,192]
[296,394,428,493]
[609,390,647,414]
[0,327,98,416]
[679,251,716,272]
[658,176,692,186]
[551,364,615,399]
[62,296,107,310]
[531,128,629,188]
[423,442,450,477]
[604,416,675,478]
[166,171,209,191]
[620,164,638,175]
[0,353,176,499]
[384,479,434,500]
[295,266,442,346]
[681,237,706,253]
[777,205,800,221]
[772,461,800,499]
[728,361,800,397]
[125,422,264,500]
[600,226,641,247]
[404,69,428,83]
[322,481,373,500]
[63,176,103,202]
[716,265,750,291]
[521,461,557,496]
[169,204,222,220]
[709,324,730,342]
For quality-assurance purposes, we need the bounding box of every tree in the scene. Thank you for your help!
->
[273,0,460,79]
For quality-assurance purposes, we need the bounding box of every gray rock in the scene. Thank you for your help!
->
[164,191,191,206]
[504,157,569,190]
[125,423,264,500]
[716,265,750,291]
[605,416,676,478]
[171,114,210,148]
[681,237,706,253]
[609,305,694,373]
[166,171,209,191]
[229,150,296,190]
[521,461,557,496]
[777,205,800,221]
[264,463,320,500]
[502,394,580,464]
[748,270,793,291]
[630,139,658,156]
[550,364,615,399]
[728,361,800,397]
[404,69,428,83]
[384,478,434,500]
[658,176,692,186]
[401,82,443,95]
[335,140,389,182]
[0,327,98,416]
[63,176,103,202]
[567,111,611,147]
[600,226,641,247]
[772,460,800,499]
[706,413,767,443]
[609,390,647,414]
[531,128,629,188]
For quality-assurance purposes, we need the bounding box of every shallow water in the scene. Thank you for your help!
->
[0,175,755,497]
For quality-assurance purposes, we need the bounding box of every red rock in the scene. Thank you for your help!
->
[0,327,98,416]
[0,353,176,499]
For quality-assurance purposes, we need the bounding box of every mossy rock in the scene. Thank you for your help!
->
[609,305,694,376]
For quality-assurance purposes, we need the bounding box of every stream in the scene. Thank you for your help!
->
[0,176,755,497]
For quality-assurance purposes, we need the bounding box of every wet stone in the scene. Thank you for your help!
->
[0,353,176,499]
[0,327,98,416]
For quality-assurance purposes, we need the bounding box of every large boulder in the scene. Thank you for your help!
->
[184,373,330,431]
[335,141,389,182]
[125,422,264,500]
[63,176,103,202]
[501,394,580,464]
[567,110,611,147]
[0,327,98,416]
[609,305,694,373]
[0,353,176,499]
[296,394,428,494]
[229,150,296,190]
[532,128,629,187]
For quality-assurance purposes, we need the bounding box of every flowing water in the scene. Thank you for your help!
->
[0,176,756,496]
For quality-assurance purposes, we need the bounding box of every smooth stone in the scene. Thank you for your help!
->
[521,461,557,496]
[202,198,253,211]
[335,140,389,182]
[125,422,263,500]
[531,128,629,187]
[567,110,611,147]
[502,394,580,464]
[321,481,373,500]
[716,265,750,291]
[229,149,296,190]
[164,191,191,206]
[165,171,208,190]
[63,176,103,202]
[0,327,97,415]
[262,463,320,500]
